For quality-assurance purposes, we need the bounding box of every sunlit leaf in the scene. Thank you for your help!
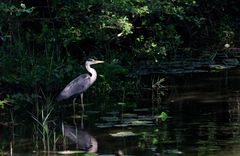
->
[152,138,158,144]
[130,120,153,125]
[25,9,33,14]
[20,3,26,9]
[118,102,126,106]
[0,99,12,109]
[155,112,168,121]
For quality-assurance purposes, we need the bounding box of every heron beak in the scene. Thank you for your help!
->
[95,60,104,64]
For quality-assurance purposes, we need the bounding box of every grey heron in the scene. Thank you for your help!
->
[56,58,104,111]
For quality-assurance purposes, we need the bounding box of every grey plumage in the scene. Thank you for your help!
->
[56,74,91,101]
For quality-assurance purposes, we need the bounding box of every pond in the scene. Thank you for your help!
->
[1,69,240,156]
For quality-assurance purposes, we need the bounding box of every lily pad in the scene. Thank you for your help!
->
[163,149,183,154]
[122,113,138,117]
[209,65,230,70]
[70,114,87,119]
[120,118,154,126]
[138,116,156,121]
[57,150,85,154]
[100,116,119,122]
[96,123,114,128]
[86,111,100,114]
[110,131,137,137]
[114,124,129,127]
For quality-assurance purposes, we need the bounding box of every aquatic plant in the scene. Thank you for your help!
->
[30,92,55,151]
[151,76,166,115]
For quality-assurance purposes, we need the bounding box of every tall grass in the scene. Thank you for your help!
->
[30,91,56,151]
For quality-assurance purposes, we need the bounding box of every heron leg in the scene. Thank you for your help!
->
[62,122,67,150]
[73,97,77,126]
[75,126,79,149]
[80,93,84,129]
[81,110,84,129]
[80,93,84,112]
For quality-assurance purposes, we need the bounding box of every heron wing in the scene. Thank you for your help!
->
[57,74,91,101]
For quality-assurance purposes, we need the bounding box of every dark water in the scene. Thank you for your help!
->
[93,69,240,156]
[2,69,240,156]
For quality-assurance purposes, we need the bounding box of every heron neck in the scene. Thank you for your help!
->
[86,64,97,84]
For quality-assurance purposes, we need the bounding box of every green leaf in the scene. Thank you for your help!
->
[20,3,26,9]
[155,112,168,121]
[0,98,14,109]
[160,112,168,121]
[16,11,21,17]
[152,138,158,144]
[25,9,33,14]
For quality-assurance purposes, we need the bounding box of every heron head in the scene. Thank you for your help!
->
[86,58,104,65]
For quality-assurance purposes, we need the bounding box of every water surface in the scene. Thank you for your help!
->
[1,69,240,156]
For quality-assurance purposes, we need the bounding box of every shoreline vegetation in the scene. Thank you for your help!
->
[1,0,240,154]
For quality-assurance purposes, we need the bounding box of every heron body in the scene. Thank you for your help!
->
[56,59,104,110]
[56,74,92,101]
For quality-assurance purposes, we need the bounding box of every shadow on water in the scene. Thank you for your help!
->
[2,69,240,155]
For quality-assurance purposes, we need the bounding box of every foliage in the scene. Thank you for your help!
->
[53,0,198,62]
[0,0,239,65]
[0,2,34,17]
[0,0,240,152]
[31,100,54,151]
[0,0,239,120]
[0,2,238,101]
[156,112,168,122]
[92,59,128,95]
[0,98,12,109]
[216,16,235,47]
